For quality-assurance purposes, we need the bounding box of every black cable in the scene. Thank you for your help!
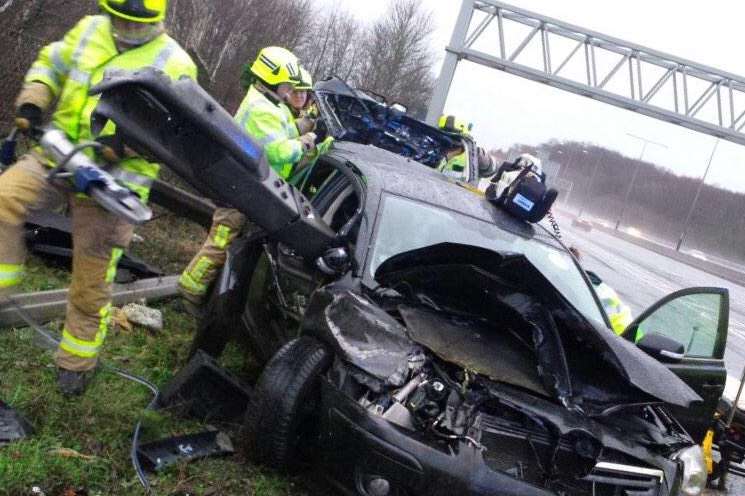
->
[545,210,562,240]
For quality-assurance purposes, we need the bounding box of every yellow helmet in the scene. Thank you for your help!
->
[250,47,302,87]
[438,115,473,135]
[296,67,313,91]
[99,0,167,23]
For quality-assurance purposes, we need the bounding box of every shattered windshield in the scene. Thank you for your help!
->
[368,194,605,324]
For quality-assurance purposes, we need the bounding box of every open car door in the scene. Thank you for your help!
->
[622,287,729,441]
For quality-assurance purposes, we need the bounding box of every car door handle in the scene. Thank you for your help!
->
[702,384,723,390]
[660,350,685,360]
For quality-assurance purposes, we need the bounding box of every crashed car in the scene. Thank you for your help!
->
[90,69,718,496]
[313,77,496,183]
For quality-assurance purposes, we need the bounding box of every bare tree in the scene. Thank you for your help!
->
[0,0,95,132]
[354,0,436,118]
[299,7,365,83]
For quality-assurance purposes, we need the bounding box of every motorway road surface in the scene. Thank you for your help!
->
[559,220,745,381]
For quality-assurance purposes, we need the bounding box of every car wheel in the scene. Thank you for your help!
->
[242,336,331,470]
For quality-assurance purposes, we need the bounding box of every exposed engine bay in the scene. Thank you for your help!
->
[314,78,462,169]
[303,245,700,495]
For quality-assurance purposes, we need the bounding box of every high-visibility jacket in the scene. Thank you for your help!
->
[438,151,468,179]
[25,15,197,201]
[594,280,633,335]
[234,85,303,179]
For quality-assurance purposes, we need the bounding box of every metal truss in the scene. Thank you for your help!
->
[427,0,745,147]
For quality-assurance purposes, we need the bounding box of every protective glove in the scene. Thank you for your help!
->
[15,103,42,132]
[316,136,334,155]
[299,132,317,153]
[295,116,316,135]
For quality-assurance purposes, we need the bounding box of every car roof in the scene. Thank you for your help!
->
[328,141,539,241]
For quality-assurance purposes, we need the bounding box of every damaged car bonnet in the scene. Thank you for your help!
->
[373,243,702,412]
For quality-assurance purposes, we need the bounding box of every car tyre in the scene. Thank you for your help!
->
[242,336,331,470]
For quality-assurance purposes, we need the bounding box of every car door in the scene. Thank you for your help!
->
[241,160,362,365]
[622,287,729,442]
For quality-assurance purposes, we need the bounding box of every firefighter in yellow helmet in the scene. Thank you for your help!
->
[0,0,197,395]
[569,246,633,335]
[178,50,330,312]
[437,114,472,179]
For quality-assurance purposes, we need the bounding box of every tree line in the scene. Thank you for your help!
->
[0,0,436,130]
[499,140,745,264]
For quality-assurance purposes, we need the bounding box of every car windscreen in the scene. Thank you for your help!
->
[368,194,606,324]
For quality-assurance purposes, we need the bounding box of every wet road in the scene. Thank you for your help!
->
[560,221,745,380]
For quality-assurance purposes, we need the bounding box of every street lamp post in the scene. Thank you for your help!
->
[577,150,602,219]
[675,139,720,251]
[614,133,668,231]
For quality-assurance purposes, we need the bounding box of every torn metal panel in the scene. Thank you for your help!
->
[157,350,252,422]
[304,284,415,387]
[375,242,701,410]
[398,305,548,397]
[0,400,33,444]
[136,430,234,472]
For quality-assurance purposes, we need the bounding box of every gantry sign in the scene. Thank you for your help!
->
[426,0,745,147]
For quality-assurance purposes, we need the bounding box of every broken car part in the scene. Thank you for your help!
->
[90,68,335,260]
[136,430,234,472]
[0,400,33,445]
[157,350,252,422]
[25,211,162,282]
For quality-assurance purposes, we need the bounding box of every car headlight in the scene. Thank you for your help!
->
[675,445,707,496]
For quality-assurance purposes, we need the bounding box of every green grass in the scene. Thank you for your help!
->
[0,293,318,495]
[0,208,326,495]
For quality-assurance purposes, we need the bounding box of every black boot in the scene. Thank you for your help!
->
[56,368,94,396]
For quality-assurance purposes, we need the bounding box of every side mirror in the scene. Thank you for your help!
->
[316,247,351,276]
[636,333,686,363]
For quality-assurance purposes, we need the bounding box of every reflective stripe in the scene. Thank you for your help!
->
[59,303,111,359]
[106,248,123,284]
[50,43,69,74]
[0,263,24,288]
[178,256,212,296]
[255,131,284,146]
[69,68,91,85]
[26,67,60,87]
[213,225,231,250]
[111,169,155,188]
[152,40,176,70]
[72,16,103,62]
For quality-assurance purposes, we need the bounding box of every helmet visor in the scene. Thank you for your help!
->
[110,16,161,46]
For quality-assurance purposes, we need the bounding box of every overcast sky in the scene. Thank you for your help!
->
[326,0,745,192]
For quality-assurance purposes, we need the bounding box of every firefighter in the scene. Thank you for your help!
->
[0,0,197,395]
[437,114,472,178]
[288,67,314,117]
[569,246,633,335]
[178,48,322,311]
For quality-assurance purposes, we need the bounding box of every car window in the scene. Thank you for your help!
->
[291,161,360,234]
[368,194,606,324]
[635,293,724,358]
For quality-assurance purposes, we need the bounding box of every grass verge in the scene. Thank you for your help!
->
[0,300,316,496]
